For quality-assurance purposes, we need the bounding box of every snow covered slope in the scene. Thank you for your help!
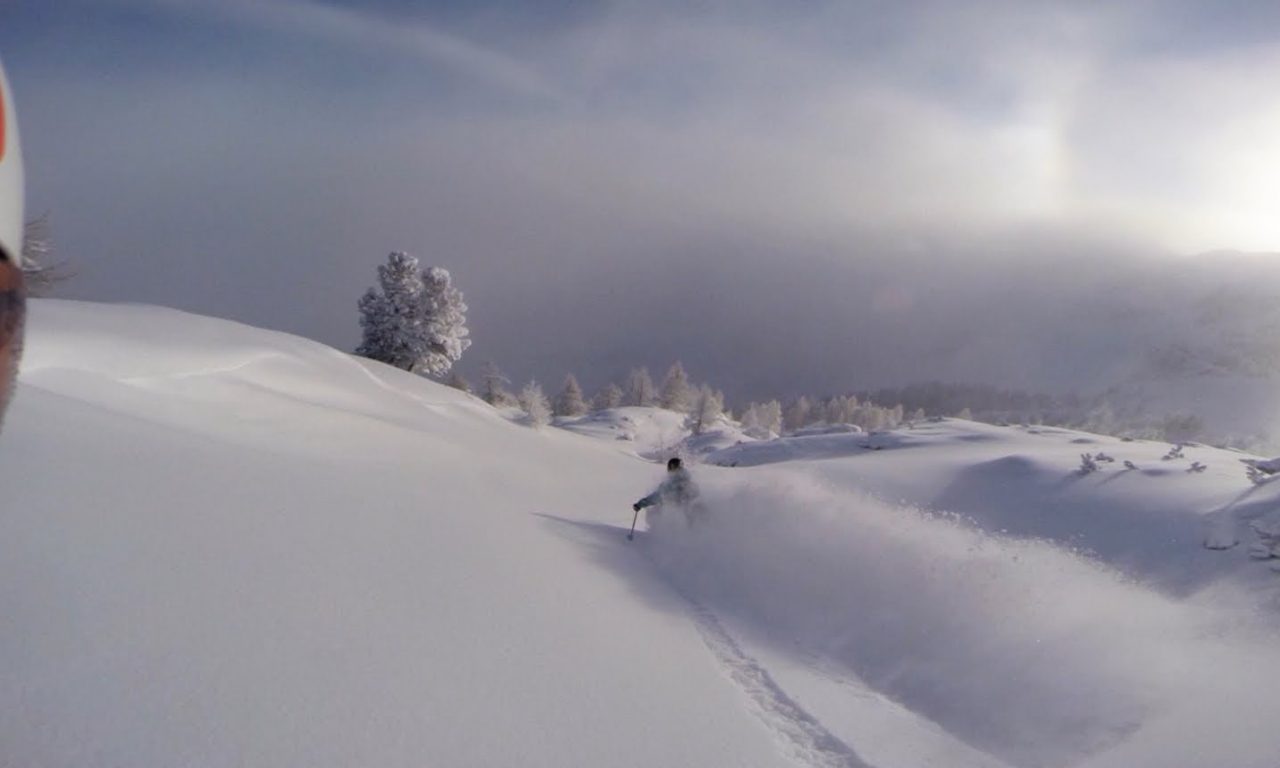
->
[708,418,1280,595]
[3,301,1280,768]
[1,301,792,767]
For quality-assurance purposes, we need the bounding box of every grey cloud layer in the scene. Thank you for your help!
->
[6,0,1280,398]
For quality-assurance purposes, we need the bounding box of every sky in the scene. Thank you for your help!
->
[2,0,1280,399]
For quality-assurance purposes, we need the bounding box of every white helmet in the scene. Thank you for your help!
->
[0,55,23,432]
[0,57,23,267]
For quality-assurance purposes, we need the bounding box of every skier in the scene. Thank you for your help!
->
[633,457,703,527]
[0,57,25,434]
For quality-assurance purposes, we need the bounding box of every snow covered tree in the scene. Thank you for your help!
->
[860,404,893,432]
[685,385,724,436]
[758,400,783,435]
[624,368,657,407]
[445,371,471,394]
[355,252,470,377]
[824,395,859,425]
[480,361,515,406]
[784,396,812,433]
[660,362,693,412]
[356,288,397,366]
[356,252,427,371]
[743,400,783,436]
[820,397,838,425]
[554,374,588,418]
[417,266,471,378]
[519,381,552,428]
[593,382,623,411]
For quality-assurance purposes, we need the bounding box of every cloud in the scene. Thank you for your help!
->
[68,0,1280,250]
[130,0,567,102]
[11,0,1280,405]
[1062,44,1280,251]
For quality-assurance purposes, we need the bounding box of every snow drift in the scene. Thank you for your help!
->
[643,472,1280,768]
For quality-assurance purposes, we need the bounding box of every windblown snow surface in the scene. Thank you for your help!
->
[3,300,1279,768]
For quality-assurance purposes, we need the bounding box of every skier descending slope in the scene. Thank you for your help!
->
[633,457,705,531]
[0,56,25,434]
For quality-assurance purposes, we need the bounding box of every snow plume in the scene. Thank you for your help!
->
[645,471,1280,768]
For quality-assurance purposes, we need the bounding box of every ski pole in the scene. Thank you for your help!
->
[628,506,640,541]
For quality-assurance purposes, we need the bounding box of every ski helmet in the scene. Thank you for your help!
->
[0,57,22,268]
[0,55,24,430]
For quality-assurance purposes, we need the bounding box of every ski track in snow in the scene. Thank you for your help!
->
[681,596,871,768]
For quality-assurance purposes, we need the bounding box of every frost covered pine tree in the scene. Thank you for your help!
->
[520,381,552,428]
[593,382,624,411]
[660,362,693,412]
[852,403,887,432]
[828,395,859,425]
[685,385,724,436]
[625,367,657,407]
[784,396,812,433]
[554,374,588,418]
[743,401,783,436]
[480,361,514,406]
[417,266,471,378]
[355,288,398,366]
[356,252,425,370]
[356,252,470,377]
[759,400,783,435]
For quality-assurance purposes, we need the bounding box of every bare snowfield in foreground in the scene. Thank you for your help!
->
[2,300,1279,768]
